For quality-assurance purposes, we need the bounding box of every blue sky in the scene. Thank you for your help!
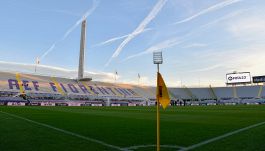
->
[0,0,265,87]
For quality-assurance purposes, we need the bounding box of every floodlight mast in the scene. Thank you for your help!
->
[153,51,163,73]
[153,51,163,151]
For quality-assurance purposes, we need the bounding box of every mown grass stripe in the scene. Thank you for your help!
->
[0,111,127,151]
[181,121,265,151]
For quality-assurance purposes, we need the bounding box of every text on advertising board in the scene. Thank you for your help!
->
[226,72,251,84]
[253,76,265,83]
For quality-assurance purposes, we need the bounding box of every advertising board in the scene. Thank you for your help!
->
[252,76,265,83]
[226,72,251,84]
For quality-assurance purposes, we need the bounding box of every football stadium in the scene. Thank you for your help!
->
[1,0,265,151]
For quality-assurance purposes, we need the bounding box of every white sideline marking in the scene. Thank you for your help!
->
[123,144,185,150]
[0,111,127,151]
[180,121,265,151]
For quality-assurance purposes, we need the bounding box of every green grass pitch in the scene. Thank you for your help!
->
[1,105,265,151]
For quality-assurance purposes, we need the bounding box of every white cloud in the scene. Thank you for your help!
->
[117,76,154,86]
[173,0,242,25]
[0,61,116,82]
[226,15,265,38]
[166,42,265,87]
[194,44,265,75]
[105,0,168,67]
[165,80,182,87]
[0,61,158,86]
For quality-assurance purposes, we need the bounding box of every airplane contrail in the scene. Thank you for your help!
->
[92,28,153,47]
[104,0,168,67]
[173,0,242,25]
[39,0,100,61]
[123,0,244,62]
[95,0,242,51]
[123,37,184,62]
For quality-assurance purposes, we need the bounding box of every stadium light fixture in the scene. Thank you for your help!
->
[153,51,163,65]
[153,51,163,73]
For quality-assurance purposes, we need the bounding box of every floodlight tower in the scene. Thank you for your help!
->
[153,51,163,151]
[78,19,86,79]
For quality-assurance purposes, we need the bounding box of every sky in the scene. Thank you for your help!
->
[0,0,265,87]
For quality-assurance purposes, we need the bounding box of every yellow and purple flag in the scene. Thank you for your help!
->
[156,72,170,109]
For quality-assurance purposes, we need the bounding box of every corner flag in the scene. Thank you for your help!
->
[157,72,170,109]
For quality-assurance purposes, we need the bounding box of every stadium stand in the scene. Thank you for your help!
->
[0,71,147,106]
[169,85,265,106]
[0,71,265,106]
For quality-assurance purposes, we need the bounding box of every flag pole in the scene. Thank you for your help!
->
[114,70,117,83]
[138,74,140,86]
[35,57,39,73]
[157,64,160,151]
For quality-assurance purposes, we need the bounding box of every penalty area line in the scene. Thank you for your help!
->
[0,111,128,151]
[180,120,265,151]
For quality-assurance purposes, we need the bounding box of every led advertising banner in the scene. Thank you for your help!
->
[252,76,265,83]
[226,72,251,84]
